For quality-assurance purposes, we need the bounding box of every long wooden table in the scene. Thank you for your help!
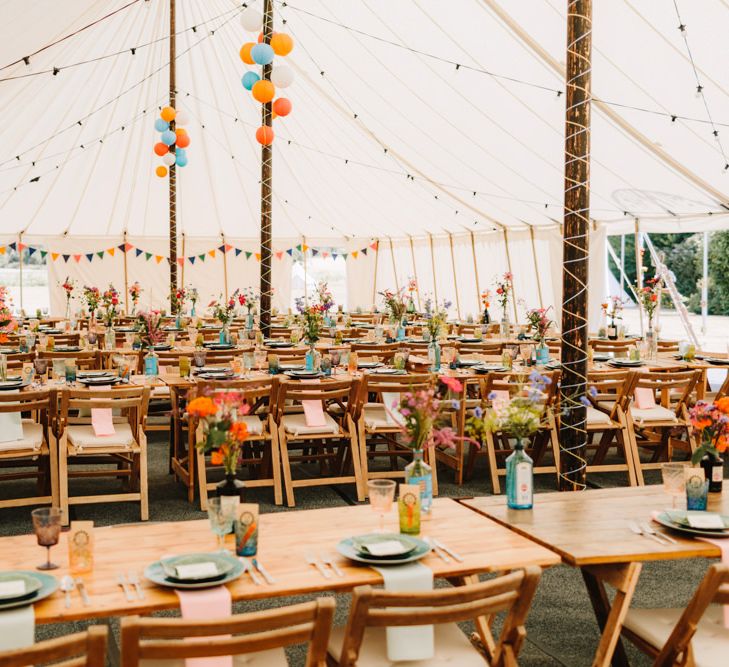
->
[0,498,559,625]
[459,486,728,667]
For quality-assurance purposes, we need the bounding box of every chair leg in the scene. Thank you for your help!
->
[139,438,149,522]
[425,445,439,497]
[485,432,501,494]
[278,427,296,507]
[348,416,365,502]
[269,422,283,506]
[624,412,645,486]
[58,435,70,526]
[48,432,59,508]
[197,449,209,512]
[358,420,371,496]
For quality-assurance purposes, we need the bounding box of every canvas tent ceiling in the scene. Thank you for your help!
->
[2,0,729,243]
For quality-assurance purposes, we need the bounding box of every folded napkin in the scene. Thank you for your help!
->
[91,386,115,437]
[381,392,403,426]
[0,412,23,444]
[0,605,34,651]
[176,587,233,667]
[371,561,434,661]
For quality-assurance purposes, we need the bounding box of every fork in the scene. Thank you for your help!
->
[640,521,677,545]
[127,570,145,600]
[117,572,134,602]
[320,552,344,577]
[305,551,331,579]
[628,521,666,546]
[424,537,451,563]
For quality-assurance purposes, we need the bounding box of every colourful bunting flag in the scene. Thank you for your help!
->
[9,243,16,251]
[73,254,81,262]
[370,241,378,250]
[245,251,252,259]
[362,248,368,256]
[224,244,233,252]
[97,251,105,259]
[107,248,115,257]
[51,252,59,261]
[177,258,184,266]
[155,255,163,264]
[286,248,293,256]
[352,251,358,259]
[40,250,47,259]
[208,250,216,258]
[189,256,196,264]
[275,251,283,260]
[218,245,226,253]
[117,244,126,252]
[135,248,143,257]
[85,253,94,262]
[27,247,36,256]
[62,254,70,262]
[234,248,242,256]
[311,249,319,256]
[0,247,5,255]
[198,254,206,262]
[145,252,152,261]
[17,243,26,251]
[255,253,261,261]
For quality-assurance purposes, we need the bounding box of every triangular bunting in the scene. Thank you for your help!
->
[8,243,16,251]
[97,251,105,259]
[311,249,319,256]
[107,248,115,256]
[275,251,283,260]
[218,245,226,253]
[189,256,196,264]
[117,243,126,252]
[155,255,163,264]
[62,254,70,263]
[135,248,143,257]
[362,247,368,256]
[322,252,329,258]
[17,243,26,251]
[295,244,302,252]
[27,247,36,256]
[73,254,81,263]
[286,248,293,256]
[145,252,153,261]
[234,248,242,256]
[302,244,309,252]
[40,250,47,259]
[342,253,348,260]
[85,253,94,262]
[51,252,59,261]
[352,251,358,259]
[198,254,206,262]
[224,244,233,252]
[370,241,378,251]
[177,258,184,266]
[332,253,338,260]
[208,249,216,258]
[0,247,6,255]
[125,243,134,252]
[245,251,252,259]
[254,253,261,261]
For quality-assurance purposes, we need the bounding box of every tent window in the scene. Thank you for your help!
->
[290,248,347,311]
[0,247,50,316]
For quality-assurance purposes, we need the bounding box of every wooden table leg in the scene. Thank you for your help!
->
[582,562,641,667]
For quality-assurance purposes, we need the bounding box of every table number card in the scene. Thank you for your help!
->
[68,521,94,574]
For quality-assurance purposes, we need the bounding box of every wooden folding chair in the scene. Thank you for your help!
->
[350,342,400,364]
[589,339,635,354]
[0,625,107,667]
[622,563,729,666]
[456,341,503,355]
[352,372,437,495]
[39,349,99,370]
[0,389,57,510]
[57,385,150,524]
[656,340,680,353]
[274,378,364,507]
[190,377,282,509]
[121,598,334,667]
[4,351,35,370]
[327,568,542,667]
[48,332,81,347]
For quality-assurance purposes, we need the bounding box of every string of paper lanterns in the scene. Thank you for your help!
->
[153,106,191,177]
[238,6,294,145]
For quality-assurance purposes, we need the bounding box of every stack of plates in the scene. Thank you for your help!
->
[144,553,243,589]
[456,359,481,368]
[369,368,406,375]
[54,346,81,352]
[705,357,729,366]
[284,370,321,379]
[607,359,643,368]
[203,343,234,350]
[0,571,57,610]
[653,510,729,538]
[337,534,430,565]
[0,347,19,354]
[194,368,234,379]
[152,344,172,351]
[474,364,508,374]
[265,341,294,349]
[279,364,304,371]
[457,337,482,344]
[357,361,383,369]
[0,376,24,391]
[592,353,612,362]
[77,371,120,386]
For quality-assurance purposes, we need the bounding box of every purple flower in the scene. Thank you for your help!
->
[473,406,483,419]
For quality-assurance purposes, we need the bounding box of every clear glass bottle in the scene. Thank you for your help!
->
[105,326,115,351]
[428,340,441,371]
[506,440,533,509]
[404,449,433,513]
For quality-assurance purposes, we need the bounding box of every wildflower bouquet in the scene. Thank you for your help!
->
[136,310,165,349]
[172,287,187,316]
[638,276,661,328]
[295,297,324,344]
[480,290,492,324]
[61,277,75,317]
[689,399,729,464]
[187,391,251,475]
[380,287,407,323]
[315,281,335,313]
[83,286,101,318]
[188,287,199,313]
[425,299,451,339]
[602,296,624,326]
[0,286,17,343]
[525,307,553,343]
[241,287,258,313]
[129,282,142,314]
[101,284,120,326]
[495,272,513,317]
[209,289,240,326]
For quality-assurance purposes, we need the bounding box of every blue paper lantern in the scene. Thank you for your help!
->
[161,129,176,146]
[154,118,169,132]
[242,71,260,90]
[176,148,187,160]
[176,153,188,167]
[251,43,274,65]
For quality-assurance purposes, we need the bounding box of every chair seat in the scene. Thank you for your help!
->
[0,421,43,452]
[327,623,487,666]
[596,400,616,412]
[363,404,401,430]
[282,413,339,437]
[623,604,729,667]
[67,423,135,450]
[241,415,264,436]
[139,646,287,667]
[586,406,613,426]
[631,405,677,423]
[151,386,170,398]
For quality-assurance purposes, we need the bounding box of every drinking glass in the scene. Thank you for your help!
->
[192,349,207,368]
[0,354,7,382]
[52,359,66,382]
[207,497,236,551]
[393,352,405,371]
[243,352,254,375]
[661,462,688,508]
[65,361,77,384]
[31,507,62,570]
[348,351,359,374]
[254,349,267,371]
[330,350,341,367]
[368,479,396,533]
[88,331,98,346]
[520,345,531,367]
[33,358,49,384]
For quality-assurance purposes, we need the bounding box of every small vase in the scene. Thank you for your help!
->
[144,348,158,377]
[305,344,316,371]
[500,312,510,339]
[404,449,433,513]
[645,326,657,360]
[190,304,196,318]
[407,297,416,314]
[607,320,618,340]
[428,340,441,372]
[535,342,550,365]
[506,439,533,510]
[701,451,724,493]
[397,319,406,341]
[219,324,230,345]
[175,314,182,329]
[216,472,245,498]
[104,326,115,351]
[482,308,490,325]
[247,312,254,330]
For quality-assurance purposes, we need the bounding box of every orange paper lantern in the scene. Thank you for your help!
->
[256,126,274,145]
[270,33,294,56]
[239,42,255,64]
[156,165,168,177]
[175,128,187,138]
[160,106,176,122]
[176,133,190,148]
[252,79,275,103]
[271,111,278,120]
[272,97,292,117]
[153,142,168,156]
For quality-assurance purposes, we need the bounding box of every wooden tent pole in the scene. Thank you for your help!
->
[634,218,645,336]
[302,236,308,305]
[222,234,229,301]
[122,232,129,315]
[428,234,438,303]
[558,0,592,491]
[470,231,481,315]
[389,238,399,288]
[408,236,421,310]
[448,233,461,320]
[502,229,517,320]
[371,239,380,309]
[168,0,178,313]
[529,226,544,308]
[17,233,23,314]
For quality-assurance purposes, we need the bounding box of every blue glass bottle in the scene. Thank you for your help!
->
[305,345,316,371]
[506,440,533,509]
[144,348,159,377]
[404,449,433,513]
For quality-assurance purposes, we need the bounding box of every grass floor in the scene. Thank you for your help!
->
[0,433,720,666]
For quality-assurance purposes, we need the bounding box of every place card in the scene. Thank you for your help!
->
[686,513,725,529]
[68,521,94,574]
[0,580,26,596]
[175,562,218,579]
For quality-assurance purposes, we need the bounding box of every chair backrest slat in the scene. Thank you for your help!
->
[0,626,107,667]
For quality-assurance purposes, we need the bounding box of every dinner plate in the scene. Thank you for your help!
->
[654,511,729,538]
[458,337,482,344]
[160,553,236,582]
[197,373,234,380]
[337,535,431,565]
[265,341,294,348]
[203,343,234,350]
[0,572,57,611]
[284,370,322,379]
[357,361,383,369]
[54,346,81,352]
[279,364,305,371]
[369,368,406,375]
[607,360,644,367]
[77,371,115,379]
[456,359,481,367]
[152,344,172,351]
[145,554,244,589]
[0,348,19,354]
[705,358,729,366]
[0,572,43,601]
[0,380,24,391]
[351,534,418,558]
[77,376,122,386]
[474,365,508,373]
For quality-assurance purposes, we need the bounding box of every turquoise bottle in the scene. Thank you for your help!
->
[506,440,533,509]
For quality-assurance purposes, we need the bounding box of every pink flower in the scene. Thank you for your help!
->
[439,376,463,392]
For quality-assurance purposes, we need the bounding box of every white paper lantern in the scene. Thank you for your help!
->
[240,8,263,32]
[175,110,190,126]
[271,65,294,88]
[162,153,176,166]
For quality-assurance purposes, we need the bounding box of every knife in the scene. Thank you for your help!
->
[239,558,262,585]
[252,559,276,585]
[75,578,91,607]
[433,538,464,563]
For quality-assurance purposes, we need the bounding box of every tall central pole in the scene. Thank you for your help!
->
[259,0,274,337]
[559,0,592,491]
[168,0,178,311]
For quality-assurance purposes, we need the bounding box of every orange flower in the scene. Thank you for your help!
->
[211,450,224,465]
[692,417,711,430]
[716,397,729,415]
[229,421,249,442]
[187,396,217,418]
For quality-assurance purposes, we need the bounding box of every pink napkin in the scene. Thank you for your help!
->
[176,587,233,667]
[302,401,327,427]
[91,386,115,437]
[633,387,656,410]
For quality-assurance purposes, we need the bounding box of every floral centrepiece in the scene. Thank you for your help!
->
[495,272,513,319]
[601,296,624,327]
[83,286,101,319]
[525,307,553,343]
[101,284,120,326]
[129,282,142,314]
[61,277,75,318]
[0,287,17,343]
[425,299,451,340]
[188,391,251,476]
[689,398,729,464]
[380,287,407,323]
[295,297,324,344]
[638,276,661,329]
[136,310,165,349]
[315,281,335,314]
[209,290,240,327]
[188,287,199,314]
[173,287,187,316]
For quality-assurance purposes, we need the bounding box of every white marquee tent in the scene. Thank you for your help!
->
[2,0,729,323]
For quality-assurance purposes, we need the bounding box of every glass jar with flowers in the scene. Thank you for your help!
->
[689,398,729,493]
[0,287,18,346]
[525,307,554,365]
[480,290,491,326]
[210,291,238,344]
[128,281,142,316]
[136,310,165,377]
[172,287,187,328]
[406,278,418,315]
[83,286,101,327]
[188,287,198,318]
[296,298,323,370]
[425,300,450,371]
[380,288,407,338]
[315,282,336,327]
[101,284,120,349]
[495,273,513,339]
[602,296,624,340]
[188,391,251,497]
[61,277,75,320]
[241,288,258,330]
[638,276,661,358]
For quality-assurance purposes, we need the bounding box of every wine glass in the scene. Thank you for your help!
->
[368,480,396,533]
[31,507,62,570]
[661,462,688,508]
[207,497,235,551]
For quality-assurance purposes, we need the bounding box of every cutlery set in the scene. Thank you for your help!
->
[628,521,677,546]
[239,557,276,585]
[117,571,144,601]
[305,551,344,579]
[60,575,92,608]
